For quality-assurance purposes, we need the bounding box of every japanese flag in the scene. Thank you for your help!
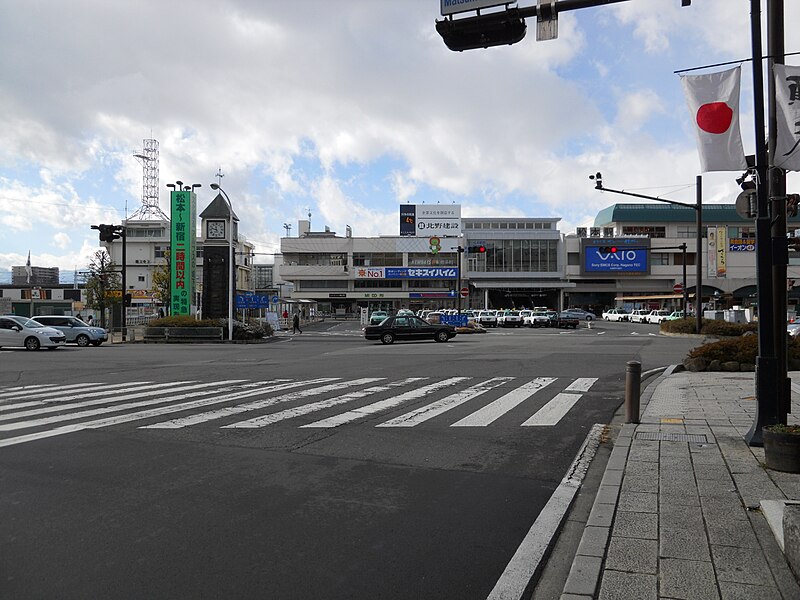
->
[774,64,800,172]
[680,66,747,172]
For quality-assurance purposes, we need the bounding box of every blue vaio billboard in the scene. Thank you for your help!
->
[582,239,650,274]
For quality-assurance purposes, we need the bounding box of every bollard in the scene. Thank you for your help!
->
[625,360,642,424]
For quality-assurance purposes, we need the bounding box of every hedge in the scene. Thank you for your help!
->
[661,317,758,336]
[148,316,273,340]
[688,334,800,364]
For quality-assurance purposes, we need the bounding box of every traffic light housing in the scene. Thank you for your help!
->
[598,246,618,254]
[467,245,486,253]
[91,224,124,242]
[436,8,526,52]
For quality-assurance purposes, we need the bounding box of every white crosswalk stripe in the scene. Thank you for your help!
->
[0,375,601,447]
[300,377,471,428]
[0,382,111,404]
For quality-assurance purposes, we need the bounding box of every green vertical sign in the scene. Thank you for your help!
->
[170,190,196,316]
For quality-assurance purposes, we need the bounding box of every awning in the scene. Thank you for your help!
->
[614,293,695,301]
[470,280,576,289]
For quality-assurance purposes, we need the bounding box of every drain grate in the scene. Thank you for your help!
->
[635,432,709,443]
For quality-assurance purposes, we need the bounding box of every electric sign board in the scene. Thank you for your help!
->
[581,238,650,275]
[399,204,461,237]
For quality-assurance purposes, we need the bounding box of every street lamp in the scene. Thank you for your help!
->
[210,182,234,342]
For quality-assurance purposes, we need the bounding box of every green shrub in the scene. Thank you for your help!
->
[661,318,757,336]
[149,315,221,327]
[688,335,800,364]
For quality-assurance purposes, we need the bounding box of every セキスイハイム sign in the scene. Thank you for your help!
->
[440,0,515,16]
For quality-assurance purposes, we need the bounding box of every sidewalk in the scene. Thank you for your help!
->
[561,368,800,600]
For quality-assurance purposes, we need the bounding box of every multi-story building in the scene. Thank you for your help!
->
[11,265,59,286]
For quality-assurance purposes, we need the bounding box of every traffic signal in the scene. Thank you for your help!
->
[436,8,526,52]
[91,224,124,242]
[467,245,486,253]
[598,246,618,254]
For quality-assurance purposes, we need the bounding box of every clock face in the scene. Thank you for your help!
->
[207,221,225,239]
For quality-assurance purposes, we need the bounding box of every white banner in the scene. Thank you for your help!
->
[774,64,800,171]
[707,227,717,278]
[680,67,747,172]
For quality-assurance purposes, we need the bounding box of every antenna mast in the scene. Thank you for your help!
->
[131,138,168,220]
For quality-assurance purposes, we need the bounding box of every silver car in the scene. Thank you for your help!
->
[33,315,108,347]
[0,315,66,350]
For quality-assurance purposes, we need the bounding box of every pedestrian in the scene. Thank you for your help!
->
[282,309,289,319]
[76,312,83,322]
[87,315,94,325]
[292,312,302,334]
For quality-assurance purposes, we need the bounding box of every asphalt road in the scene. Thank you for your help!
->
[0,319,700,599]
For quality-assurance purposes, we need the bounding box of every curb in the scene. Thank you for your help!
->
[559,366,677,599]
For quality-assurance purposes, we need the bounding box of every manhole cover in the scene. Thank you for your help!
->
[635,432,709,443]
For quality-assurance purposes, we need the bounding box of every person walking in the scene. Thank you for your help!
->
[292,312,302,334]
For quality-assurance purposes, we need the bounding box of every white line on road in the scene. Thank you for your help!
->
[486,424,604,600]
[300,377,470,428]
[521,393,583,427]
[450,378,556,427]
[0,382,113,404]
[564,378,598,393]
[220,377,427,428]
[164,378,384,429]
[376,377,513,427]
[0,379,327,448]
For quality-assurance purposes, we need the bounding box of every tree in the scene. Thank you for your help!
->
[84,249,120,328]
[150,252,170,314]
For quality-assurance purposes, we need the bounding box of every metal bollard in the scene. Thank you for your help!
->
[625,360,642,424]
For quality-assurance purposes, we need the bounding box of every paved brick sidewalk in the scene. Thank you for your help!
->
[562,369,800,600]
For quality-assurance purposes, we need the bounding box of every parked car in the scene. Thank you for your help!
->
[554,311,580,329]
[646,310,673,324]
[364,315,457,345]
[396,309,415,317]
[788,323,800,338]
[476,310,498,328]
[629,309,651,323]
[369,310,389,325]
[664,311,686,321]
[524,311,551,328]
[497,310,523,328]
[0,315,67,350]
[33,315,108,347]
[602,308,630,322]
[564,308,597,321]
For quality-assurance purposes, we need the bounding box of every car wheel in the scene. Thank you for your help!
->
[380,332,395,345]
[434,330,449,343]
[25,337,41,351]
[586,315,594,321]
[76,334,90,347]
[92,341,103,347]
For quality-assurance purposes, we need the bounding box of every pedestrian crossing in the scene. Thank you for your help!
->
[0,375,599,448]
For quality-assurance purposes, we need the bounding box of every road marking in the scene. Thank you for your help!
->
[486,424,604,600]
[451,378,556,427]
[139,380,333,429]
[161,378,384,429]
[377,378,513,427]
[564,377,598,393]
[219,378,427,428]
[0,382,112,403]
[300,377,470,428]
[0,380,250,431]
[521,393,582,426]
[0,381,196,415]
[0,379,330,447]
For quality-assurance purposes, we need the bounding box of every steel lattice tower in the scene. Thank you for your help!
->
[131,139,168,220]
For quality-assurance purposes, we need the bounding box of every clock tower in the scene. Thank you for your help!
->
[200,193,239,319]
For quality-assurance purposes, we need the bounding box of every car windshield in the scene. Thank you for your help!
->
[17,318,46,329]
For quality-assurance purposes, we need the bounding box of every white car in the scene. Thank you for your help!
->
[497,310,523,328]
[629,309,651,323]
[564,308,597,321]
[602,308,630,322]
[476,310,498,328]
[646,310,673,324]
[524,311,551,328]
[0,315,67,350]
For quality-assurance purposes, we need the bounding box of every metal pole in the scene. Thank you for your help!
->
[746,0,779,446]
[121,226,127,341]
[625,361,641,424]
[457,246,462,314]
[695,176,703,335]
[681,243,688,316]
[768,0,790,421]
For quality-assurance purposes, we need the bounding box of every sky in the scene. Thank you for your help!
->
[1,0,798,280]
